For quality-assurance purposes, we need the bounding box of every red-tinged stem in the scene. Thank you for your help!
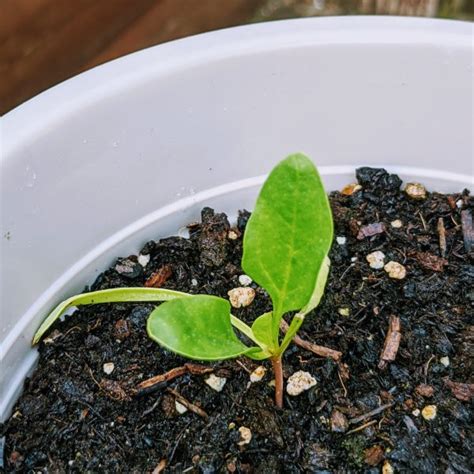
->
[272,355,284,409]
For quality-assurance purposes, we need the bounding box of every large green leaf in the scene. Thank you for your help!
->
[147,295,256,360]
[32,287,189,345]
[242,153,333,336]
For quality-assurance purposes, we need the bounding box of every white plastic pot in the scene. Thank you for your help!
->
[1,17,472,421]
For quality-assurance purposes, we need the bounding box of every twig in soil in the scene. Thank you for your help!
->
[168,420,192,465]
[280,320,342,361]
[461,210,473,252]
[377,433,395,448]
[91,427,126,459]
[345,419,377,435]
[349,403,393,425]
[235,359,252,373]
[87,365,102,389]
[76,399,106,421]
[424,355,435,383]
[378,315,401,370]
[417,211,428,231]
[62,325,82,338]
[136,363,213,395]
[166,388,209,420]
[450,214,460,227]
[339,263,354,281]
[229,383,250,412]
[337,368,348,397]
[437,218,447,257]
[152,459,167,474]
[141,398,162,418]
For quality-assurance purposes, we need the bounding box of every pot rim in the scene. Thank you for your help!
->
[3,16,472,158]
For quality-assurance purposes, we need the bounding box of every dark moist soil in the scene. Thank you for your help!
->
[2,168,473,473]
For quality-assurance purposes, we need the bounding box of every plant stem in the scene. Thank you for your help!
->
[272,355,284,408]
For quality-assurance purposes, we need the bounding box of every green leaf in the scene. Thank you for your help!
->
[300,256,331,316]
[147,295,256,360]
[246,347,271,360]
[32,287,189,345]
[279,257,331,354]
[242,153,333,337]
[251,312,277,352]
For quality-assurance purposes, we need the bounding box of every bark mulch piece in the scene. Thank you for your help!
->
[1,168,472,473]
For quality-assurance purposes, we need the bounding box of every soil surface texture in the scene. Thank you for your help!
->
[1,168,473,473]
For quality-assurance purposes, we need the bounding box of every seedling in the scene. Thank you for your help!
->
[33,153,334,408]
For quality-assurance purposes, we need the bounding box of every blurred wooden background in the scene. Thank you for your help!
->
[1,0,471,115]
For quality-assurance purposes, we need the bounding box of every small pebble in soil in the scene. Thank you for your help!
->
[422,405,437,421]
[384,261,407,279]
[137,253,150,267]
[357,222,385,240]
[412,409,420,417]
[103,362,114,375]
[175,400,188,415]
[238,274,252,286]
[366,250,386,269]
[403,415,419,435]
[415,384,434,397]
[338,307,350,317]
[114,319,131,340]
[382,460,395,474]
[227,230,239,240]
[191,278,198,286]
[364,445,385,467]
[227,287,255,308]
[341,183,362,195]
[336,236,347,245]
[249,366,266,383]
[440,356,450,367]
[404,182,427,200]
[114,257,143,279]
[286,371,317,396]
[390,219,403,228]
[205,374,227,392]
[237,426,252,446]
[330,410,349,433]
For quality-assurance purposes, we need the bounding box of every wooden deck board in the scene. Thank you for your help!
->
[0,0,262,114]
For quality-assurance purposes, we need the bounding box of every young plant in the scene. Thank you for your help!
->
[33,153,333,408]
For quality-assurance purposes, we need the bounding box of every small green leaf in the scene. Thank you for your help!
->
[32,287,188,345]
[147,295,256,360]
[246,347,271,360]
[300,256,331,316]
[251,312,277,352]
[242,153,333,337]
[279,257,331,354]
